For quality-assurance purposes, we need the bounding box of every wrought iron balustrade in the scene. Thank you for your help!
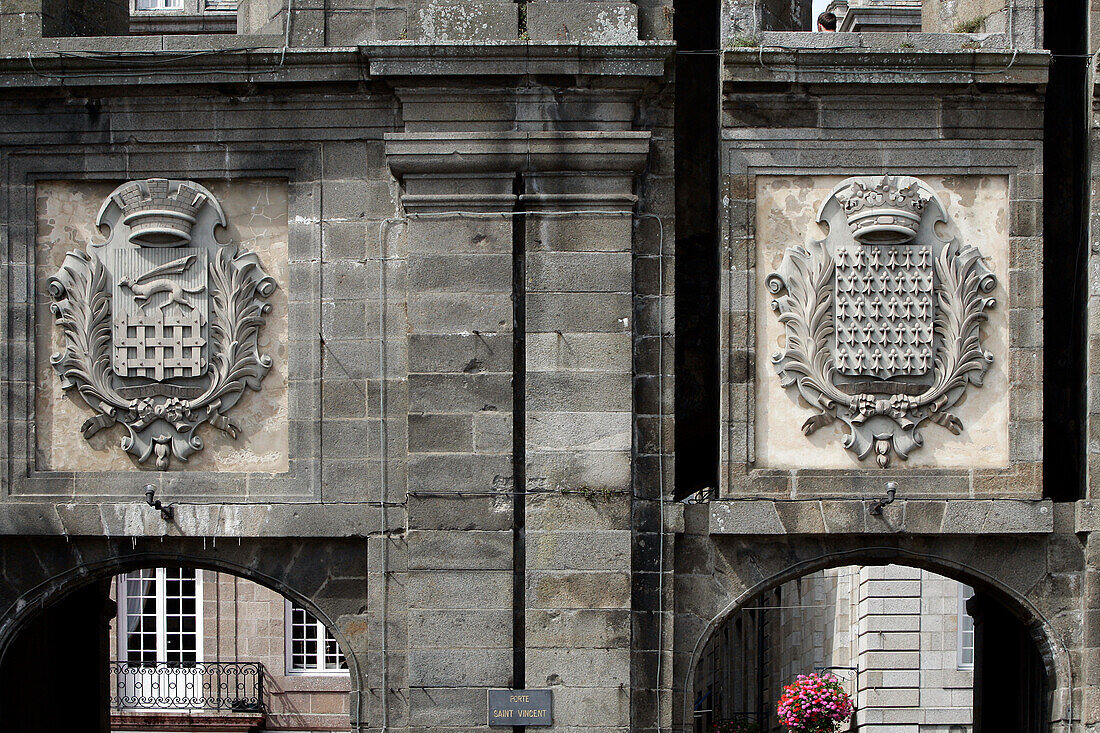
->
[109,661,264,712]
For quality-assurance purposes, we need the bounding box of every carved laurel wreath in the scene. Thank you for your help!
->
[48,245,275,469]
[767,185,996,467]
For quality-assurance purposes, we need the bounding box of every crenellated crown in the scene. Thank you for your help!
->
[839,176,928,245]
[110,178,209,247]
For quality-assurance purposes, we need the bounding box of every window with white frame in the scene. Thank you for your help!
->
[957,583,975,669]
[286,601,348,674]
[118,567,202,664]
[135,0,184,9]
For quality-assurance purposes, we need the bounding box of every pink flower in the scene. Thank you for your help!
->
[775,673,854,733]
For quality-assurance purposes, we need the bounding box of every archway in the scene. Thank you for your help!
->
[689,564,1047,733]
[673,534,1078,733]
[0,546,365,733]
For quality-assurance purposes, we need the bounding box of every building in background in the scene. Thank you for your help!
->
[128,0,237,34]
[824,0,922,32]
[108,569,351,732]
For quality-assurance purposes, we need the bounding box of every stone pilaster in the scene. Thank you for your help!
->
[388,140,519,727]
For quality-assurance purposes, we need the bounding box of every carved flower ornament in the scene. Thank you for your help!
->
[766,175,997,467]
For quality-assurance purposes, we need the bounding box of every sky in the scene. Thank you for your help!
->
[813,0,831,20]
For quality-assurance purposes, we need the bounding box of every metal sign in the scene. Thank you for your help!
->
[488,689,553,727]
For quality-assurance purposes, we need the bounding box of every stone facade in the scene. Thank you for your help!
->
[0,1,1094,733]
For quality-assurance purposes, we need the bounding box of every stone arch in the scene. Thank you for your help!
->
[0,536,370,731]
[673,531,1081,733]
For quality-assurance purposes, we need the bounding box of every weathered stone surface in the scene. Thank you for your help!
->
[526,1,638,43]
[527,530,631,571]
[409,648,512,686]
[409,0,519,41]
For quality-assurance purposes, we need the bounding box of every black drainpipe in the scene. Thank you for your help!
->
[512,173,528,733]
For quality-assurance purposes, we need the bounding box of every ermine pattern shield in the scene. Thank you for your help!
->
[766,175,997,468]
[833,243,934,379]
[48,179,276,470]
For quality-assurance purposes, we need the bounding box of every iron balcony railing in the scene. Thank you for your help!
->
[109,661,264,712]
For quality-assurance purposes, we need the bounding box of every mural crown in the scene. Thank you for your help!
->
[109,178,209,247]
[840,175,928,245]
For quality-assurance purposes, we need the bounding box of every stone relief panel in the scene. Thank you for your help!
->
[754,175,1009,469]
[36,180,289,472]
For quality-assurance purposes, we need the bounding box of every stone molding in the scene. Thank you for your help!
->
[0,44,672,89]
[385,131,652,176]
[697,498,1055,535]
[4,147,321,500]
[718,81,1043,497]
[723,48,1050,86]
[0,502,401,537]
[367,41,672,77]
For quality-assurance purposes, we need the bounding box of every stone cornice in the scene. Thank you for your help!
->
[385,131,652,175]
[368,41,672,77]
[723,48,1050,86]
[0,42,672,89]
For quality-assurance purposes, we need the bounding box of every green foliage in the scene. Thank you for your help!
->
[518,2,529,39]
[952,14,987,34]
[728,34,761,48]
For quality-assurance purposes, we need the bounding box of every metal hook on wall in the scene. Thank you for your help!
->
[143,484,174,521]
[868,481,898,516]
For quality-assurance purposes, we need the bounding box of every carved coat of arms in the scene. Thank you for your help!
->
[48,179,276,469]
[767,175,997,467]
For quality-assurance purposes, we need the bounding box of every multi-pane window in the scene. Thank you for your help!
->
[958,583,975,669]
[287,601,348,674]
[119,567,201,664]
[135,0,184,9]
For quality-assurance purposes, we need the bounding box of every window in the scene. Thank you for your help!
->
[286,601,348,674]
[135,0,183,9]
[118,567,202,664]
[958,583,975,669]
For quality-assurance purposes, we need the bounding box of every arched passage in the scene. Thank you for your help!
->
[672,529,1081,733]
[0,537,369,733]
[690,564,1047,733]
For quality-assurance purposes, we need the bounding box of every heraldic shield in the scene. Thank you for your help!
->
[48,179,277,469]
[766,175,997,467]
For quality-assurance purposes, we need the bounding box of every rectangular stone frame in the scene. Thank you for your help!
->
[722,130,1043,499]
[1,145,325,501]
